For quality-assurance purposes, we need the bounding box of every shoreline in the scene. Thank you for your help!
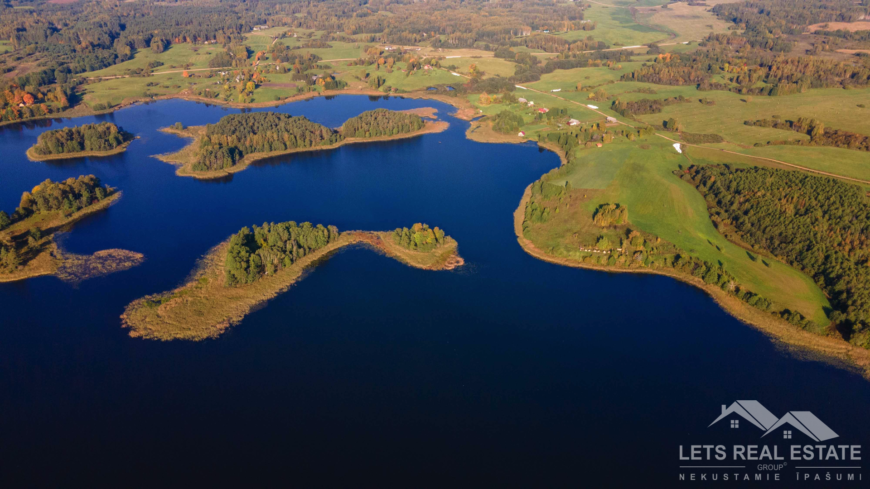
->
[157,119,450,180]
[25,139,135,162]
[465,119,569,165]
[0,192,127,283]
[512,184,870,378]
[0,87,477,129]
[121,230,463,341]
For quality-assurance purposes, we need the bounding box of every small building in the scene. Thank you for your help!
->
[537,108,549,114]
[596,143,603,148]
[606,116,618,124]
[518,131,526,137]
[568,119,580,126]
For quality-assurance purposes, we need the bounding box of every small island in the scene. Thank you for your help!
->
[121,220,462,341]
[26,122,134,161]
[0,176,144,283]
[156,108,448,179]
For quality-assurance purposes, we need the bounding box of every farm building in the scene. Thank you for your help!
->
[568,119,580,126]
[537,108,549,114]
[518,131,526,137]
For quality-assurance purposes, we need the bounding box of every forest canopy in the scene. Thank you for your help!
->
[195,112,341,171]
[340,109,424,138]
[683,165,870,347]
[224,221,340,287]
[30,122,132,156]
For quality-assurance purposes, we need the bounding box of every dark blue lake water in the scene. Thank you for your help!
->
[1,96,867,488]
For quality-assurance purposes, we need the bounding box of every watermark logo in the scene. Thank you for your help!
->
[709,400,839,442]
[678,400,861,483]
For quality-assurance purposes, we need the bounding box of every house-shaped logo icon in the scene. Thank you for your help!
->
[762,411,839,442]
[709,400,839,442]
[709,400,778,431]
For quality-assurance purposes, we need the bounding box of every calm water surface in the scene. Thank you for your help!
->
[0,97,868,487]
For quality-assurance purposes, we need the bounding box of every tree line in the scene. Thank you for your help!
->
[611,96,689,117]
[194,110,427,171]
[30,122,131,156]
[340,109,424,138]
[225,221,339,286]
[683,164,870,345]
[745,117,869,151]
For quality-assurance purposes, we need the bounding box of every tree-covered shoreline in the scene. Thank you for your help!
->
[29,122,133,157]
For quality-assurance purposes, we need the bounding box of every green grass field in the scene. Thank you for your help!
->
[534,139,831,323]
[82,73,197,106]
[0,41,10,54]
[563,5,668,46]
[447,57,515,78]
[82,44,226,77]
[634,2,734,43]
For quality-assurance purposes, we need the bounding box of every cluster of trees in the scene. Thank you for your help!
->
[224,221,340,286]
[340,109,424,138]
[593,204,629,227]
[30,122,131,156]
[712,0,869,52]
[745,117,869,151]
[683,165,870,344]
[0,240,20,273]
[391,223,447,252]
[610,96,689,117]
[491,110,525,134]
[541,122,655,157]
[622,48,870,94]
[0,175,112,231]
[195,112,342,171]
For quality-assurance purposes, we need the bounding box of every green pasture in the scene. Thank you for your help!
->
[82,44,225,77]
[540,140,831,323]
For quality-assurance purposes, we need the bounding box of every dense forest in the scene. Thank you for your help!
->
[30,122,131,156]
[623,48,870,94]
[712,0,869,52]
[2,175,114,226]
[195,112,342,171]
[224,221,340,286]
[340,109,424,138]
[745,118,869,151]
[683,165,870,346]
[391,223,447,252]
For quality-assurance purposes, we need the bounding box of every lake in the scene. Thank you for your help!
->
[1,96,867,487]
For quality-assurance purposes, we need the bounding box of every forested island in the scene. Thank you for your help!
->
[122,220,462,341]
[26,123,134,160]
[0,176,143,283]
[157,109,447,179]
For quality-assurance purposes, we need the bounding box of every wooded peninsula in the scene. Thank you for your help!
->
[157,108,447,179]
[122,221,462,341]
[0,175,143,283]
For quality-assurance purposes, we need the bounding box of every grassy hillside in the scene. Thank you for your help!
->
[527,139,831,324]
